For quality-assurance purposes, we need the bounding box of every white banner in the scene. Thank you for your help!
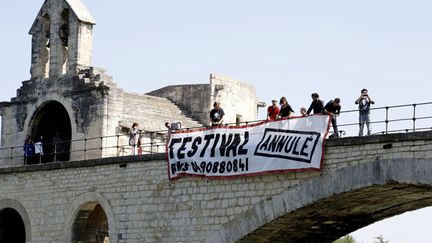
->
[167,115,331,180]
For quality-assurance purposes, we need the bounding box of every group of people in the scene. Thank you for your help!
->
[128,89,373,154]
[20,89,373,161]
[267,94,342,137]
[129,102,223,154]
[267,88,374,137]
[176,88,373,138]
[129,121,183,155]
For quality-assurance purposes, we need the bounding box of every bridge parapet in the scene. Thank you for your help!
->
[324,131,432,171]
[0,131,431,242]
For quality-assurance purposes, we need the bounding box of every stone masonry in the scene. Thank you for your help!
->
[0,0,263,166]
[147,74,265,126]
[0,131,431,242]
[4,1,432,242]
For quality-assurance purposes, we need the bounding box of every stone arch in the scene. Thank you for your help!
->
[0,199,31,242]
[24,95,77,136]
[27,100,72,162]
[63,192,117,243]
[206,158,432,242]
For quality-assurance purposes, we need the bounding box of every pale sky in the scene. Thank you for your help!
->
[1,0,432,242]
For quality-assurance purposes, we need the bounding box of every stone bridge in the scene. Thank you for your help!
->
[0,131,432,242]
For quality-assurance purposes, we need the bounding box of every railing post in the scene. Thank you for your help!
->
[10,147,13,167]
[385,106,389,134]
[84,138,87,160]
[116,135,120,157]
[150,132,155,154]
[413,104,417,132]
[100,136,103,157]
[54,142,57,162]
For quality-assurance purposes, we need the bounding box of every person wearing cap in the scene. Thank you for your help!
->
[267,99,280,121]
[355,88,374,136]
[306,93,325,115]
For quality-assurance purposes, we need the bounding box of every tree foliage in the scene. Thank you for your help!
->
[373,234,389,243]
[333,235,358,243]
[333,234,390,243]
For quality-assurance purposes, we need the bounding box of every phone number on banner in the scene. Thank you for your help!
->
[170,157,249,176]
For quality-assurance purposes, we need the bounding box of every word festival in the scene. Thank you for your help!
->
[167,116,330,180]
[168,132,250,176]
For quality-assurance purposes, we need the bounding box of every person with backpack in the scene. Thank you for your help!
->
[355,88,375,136]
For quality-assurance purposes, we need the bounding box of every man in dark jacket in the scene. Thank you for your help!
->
[324,98,341,138]
[306,93,324,115]
[24,137,35,164]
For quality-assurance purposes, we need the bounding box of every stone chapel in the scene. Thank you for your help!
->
[0,0,264,166]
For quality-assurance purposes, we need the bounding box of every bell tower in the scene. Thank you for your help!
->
[29,0,96,80]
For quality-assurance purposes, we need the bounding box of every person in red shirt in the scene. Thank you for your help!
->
[267,99,280,120]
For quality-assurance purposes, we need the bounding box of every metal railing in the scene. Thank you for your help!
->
[0,132,167,168]
[170,101,432,137]
[0,101,431,167]
[336,101,432,137]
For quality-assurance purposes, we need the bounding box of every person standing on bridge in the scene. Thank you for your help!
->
[23,136,35,164]
[300,107,307,117]
[267,99,280,121]
[34,136,44,163]
[129,122,141,155]
[306,93,325,115]
[165,121,182,140]
[324,98,341,138]
[278,96,294,119]
[355,88,375,136]
[210,102,225,126]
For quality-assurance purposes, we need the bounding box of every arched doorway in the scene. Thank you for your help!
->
[30,101,72,163]
[0,208,26,243]
[71,203,110,243]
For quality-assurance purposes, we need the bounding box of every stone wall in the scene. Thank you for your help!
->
[210,74,260,125]
[147,84,211,125]
[147,74,263,126]
[0,131,431,242]
[121,93,202,131]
